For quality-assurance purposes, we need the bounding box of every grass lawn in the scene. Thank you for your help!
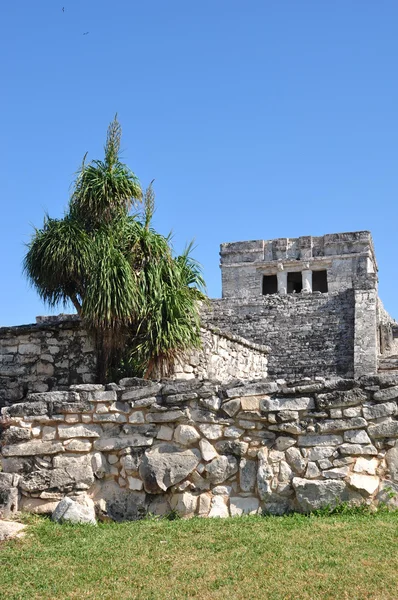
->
[1,511,398,600]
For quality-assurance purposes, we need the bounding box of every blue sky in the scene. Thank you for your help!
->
[1,1,398,325]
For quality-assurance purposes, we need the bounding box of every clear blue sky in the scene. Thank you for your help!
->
[1,1,398,326]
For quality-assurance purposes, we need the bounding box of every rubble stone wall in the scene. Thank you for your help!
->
[2,374,398,520]
[202,291,356,380]
[0,320,96,408]
[169,327,268,381]
[0,321,268,408]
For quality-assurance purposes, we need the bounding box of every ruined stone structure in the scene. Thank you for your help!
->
[2,229,398,522]
[2,374,398,520]
[204,230,397,380]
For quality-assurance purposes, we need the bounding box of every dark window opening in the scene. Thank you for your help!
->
[262,274,278,295]
[287,272,302,293]
[312,270,328,293]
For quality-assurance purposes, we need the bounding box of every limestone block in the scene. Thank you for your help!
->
[170,492,198,517]
[157,425,174,441]
[58,424,102,439]
[354,457,378,475]
[307,447,335,461]
[42,426,56,440]
[343,430,371,444]
[127,477,143,491]
[0,521,26,542]
[323,467,349,479]
[293,478,347,512]
[316,388,367,409]
[1,426,31,445]
[122,384,162,401]
[385,447,398,481]
[274,436,296,451]
[343,407,362,417]
[53,454,95,487]
[199,439,218,462]
[199,396,221,412]
[349,474,379,495]
[317,417,367,434]
[257,448,273,500]
[211,485,231,496]
[63,439,92,452]
[279,461,292,482]
[198,424,223,440]
[139,443,201,493]
[362,402,396,420]
[52,496,97,525]
[240,396,261,411]
[2,440,65,457]
[20,496,59,515]
[174,424,200,446]
[87,390,117,402]
[93,413,127,424]
[222,399,241,417]
[339,444,377,455]
[230,496,259,516]
[224,426,244,439]
[215,440,249,457]
[262,397,314,412]
[285,447,307,475]
[0,473,19,517]
[305,462,320,479]
[92,452,108,478]
[205,455,238,485]
[198,493,212,517]
[298,435,343,447]
[374,386,398,402]
[65,414,80,423]
[368,419,398,438]
[376,481,398,508]
[129,411,145,424]
[239,458,257,492]
[208,495,229,518]
[146,411,185,423]
[94,435,153,451]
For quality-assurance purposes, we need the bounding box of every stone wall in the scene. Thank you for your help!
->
[0,320,268,407]
[169,327,268,381]
[0,319,95,408]
[203,292,356,380]
[2,374,398,520]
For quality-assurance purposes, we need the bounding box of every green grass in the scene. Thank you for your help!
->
[1,511,398,600]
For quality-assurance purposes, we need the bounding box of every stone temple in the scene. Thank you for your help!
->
[203,230,398,381]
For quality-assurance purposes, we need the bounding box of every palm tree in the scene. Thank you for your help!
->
[24,118,206,382]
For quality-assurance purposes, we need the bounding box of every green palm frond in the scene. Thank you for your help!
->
[70,118,142,226]
[23,215,92,310]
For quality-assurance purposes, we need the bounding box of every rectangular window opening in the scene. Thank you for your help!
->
[287,272,302,293]
[262,274,277,295]
[312,270,328,293]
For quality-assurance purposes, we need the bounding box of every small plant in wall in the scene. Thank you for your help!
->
[24,117,206,382]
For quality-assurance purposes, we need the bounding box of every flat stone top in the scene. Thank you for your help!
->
[220,231,375,264]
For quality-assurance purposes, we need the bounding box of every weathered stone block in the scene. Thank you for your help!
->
[139,443,200,493]
[2,440,65,457]
[58,424,102,439]
[293,477,347,512]
[230,496,259,516]
[205,455,238,484]
[262,397,314,412]
[93,435,153,451]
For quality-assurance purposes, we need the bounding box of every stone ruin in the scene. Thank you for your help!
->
[2,229,398,522]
